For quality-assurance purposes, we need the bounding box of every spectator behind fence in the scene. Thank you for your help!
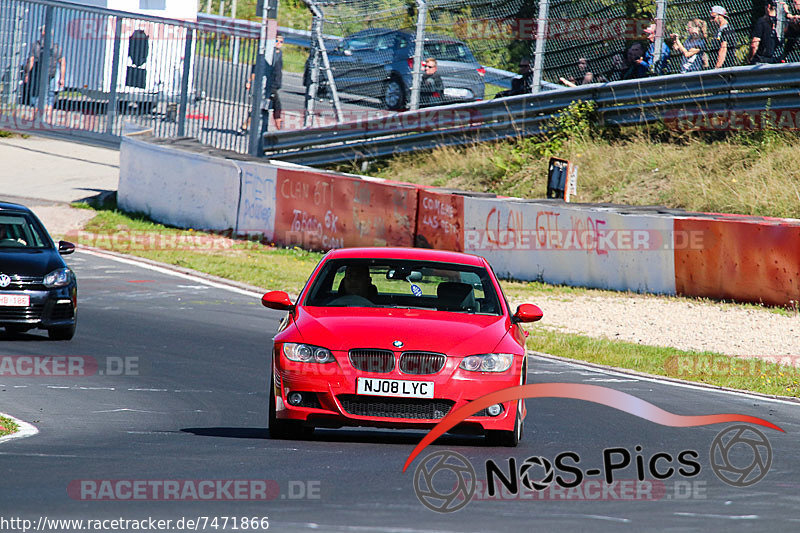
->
[782,0,800,60]
[601,53,627,82]
[709,5,737,68]
[559,57,594,87]
[244,34,284,133]
[23,26,65,119]
[640,24,671,75]
[749,0,780,64]
[672,19,709,73]
[621,42,648,79]
[421,58,444,105]
[495,58,533,97]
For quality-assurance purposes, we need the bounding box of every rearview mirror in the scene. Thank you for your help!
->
[262,291,294,311]
[58,241,75,255]
[514,303,543,323]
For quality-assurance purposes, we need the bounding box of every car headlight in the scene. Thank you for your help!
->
[459,353,514,373]
[282,343,335,364]
[43,268,73,288]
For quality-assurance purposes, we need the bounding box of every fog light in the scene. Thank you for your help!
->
[287,392,303,406]
[487,404,503,417]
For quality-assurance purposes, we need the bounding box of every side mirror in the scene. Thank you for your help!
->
[513,303,543,323]
[58,241,75,255]
[262,290,294,311]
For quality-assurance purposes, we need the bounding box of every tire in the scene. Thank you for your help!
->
[268,372,313,440]
[48,322,76,341]
[382,76,407,110]
[485,362,525,447]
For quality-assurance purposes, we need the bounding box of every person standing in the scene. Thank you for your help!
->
[244,34,284,133]
[420,57,444,106]
[709,5,737,68]
[672,19,708,73]
[639,24,671,75]
[559,57,594,87]
[749,0,780,64]
[23,26,65,120]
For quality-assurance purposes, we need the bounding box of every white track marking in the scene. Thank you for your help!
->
[529,353,800,407]
[76,249,262,298]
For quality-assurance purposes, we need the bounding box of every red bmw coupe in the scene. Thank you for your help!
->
[262,247,543,446]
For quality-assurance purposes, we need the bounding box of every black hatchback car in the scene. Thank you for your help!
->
[0,202,77,340]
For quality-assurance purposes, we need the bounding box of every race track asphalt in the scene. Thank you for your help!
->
[1,250,798,532]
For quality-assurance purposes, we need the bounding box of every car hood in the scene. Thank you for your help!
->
[291,306,510,356]
[0,249,65,278]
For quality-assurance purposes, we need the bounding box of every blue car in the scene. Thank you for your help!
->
[309,28,486,110]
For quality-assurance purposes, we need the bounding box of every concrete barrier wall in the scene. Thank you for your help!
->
[674,216,800,306]
[236,161,277,240]
[119,135,800,307]
[272,168,418,250]
[415,188,464,251]
[462,197,677,294]
[119,136,241,231]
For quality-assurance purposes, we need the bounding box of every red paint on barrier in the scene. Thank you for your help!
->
[674,218,800,306]
[274,169,418,250]
[415,189,464,251]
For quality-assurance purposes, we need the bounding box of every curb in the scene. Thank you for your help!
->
[0,412,39,444]
[528,350,800,405]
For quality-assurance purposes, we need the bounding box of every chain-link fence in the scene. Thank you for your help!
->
[0,0,259,153]
[2,0,797,154]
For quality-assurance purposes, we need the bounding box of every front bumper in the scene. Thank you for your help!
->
[272,351,524,433]
[0,287,77,329]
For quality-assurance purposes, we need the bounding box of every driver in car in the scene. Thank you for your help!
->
[341,265,372,298]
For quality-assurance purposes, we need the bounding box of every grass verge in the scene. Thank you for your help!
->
[526,329,800,397]
[359,130,800,220]
[73,202,797,398]
[0,416,19,438]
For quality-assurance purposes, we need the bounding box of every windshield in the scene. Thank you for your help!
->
[0,213,50,249]
[304,259,503,315]
[423,42,476,63]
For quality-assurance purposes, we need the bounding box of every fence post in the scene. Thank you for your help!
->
[409,0,427,110]
[531,0,549,93]
[304,0,343,123]
[303,12,322,128]
[777,2,786,52]
[177,28,193,137]
[653,0,667,70]
[249,0,278,155]
[105,17,123,135]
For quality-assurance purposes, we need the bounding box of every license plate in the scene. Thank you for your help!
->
[357,377,434,398]
[444,88,471,98]
[0,294,30,307]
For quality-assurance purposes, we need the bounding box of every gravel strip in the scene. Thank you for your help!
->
[524,293,799,358]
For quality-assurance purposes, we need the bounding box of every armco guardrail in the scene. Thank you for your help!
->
[262,63,800,166]
[119,134,800,307]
